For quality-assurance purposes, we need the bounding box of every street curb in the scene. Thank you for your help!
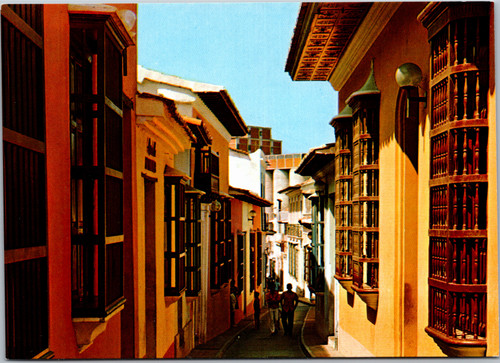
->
[299,306,313,358]
[298,297,315,306]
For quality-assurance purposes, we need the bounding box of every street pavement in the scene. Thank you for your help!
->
[188,300,342,359]
[222,303,308,359]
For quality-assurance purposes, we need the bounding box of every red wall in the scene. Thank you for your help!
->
[44,5,77,358]
[44,4,135,358]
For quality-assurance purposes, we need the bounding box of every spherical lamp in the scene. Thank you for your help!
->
[395,63,422,88]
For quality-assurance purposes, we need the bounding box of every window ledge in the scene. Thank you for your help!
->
[425,327,486,357]
[334,275,354,294]
[33,348,55,359]
[186,296,200,304]
[352,285,378,310]
[165,295,182,308]
[72,304,124,353]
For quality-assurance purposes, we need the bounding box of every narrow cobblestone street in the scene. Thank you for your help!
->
[222,303,308,358]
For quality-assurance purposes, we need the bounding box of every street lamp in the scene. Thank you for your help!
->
[395,63,427,116]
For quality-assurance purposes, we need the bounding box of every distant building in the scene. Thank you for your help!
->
[295,144,336,341]
[229,148,267,198]
[262,153,307,293]
[228,186,272,326]
[230,125,282,155]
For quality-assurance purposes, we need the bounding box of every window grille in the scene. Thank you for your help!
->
[185,192,202,296]
[237,232,245,293]
[420,3,490,352]
[2,5,49,358]
[210,199,232,288]
[351,103,379,294]
[257,231,262,285]
[164,178,187,295]
[69,12,130,317]
[332,110,354,288]
[250,231,256,291]
[195,148,220,194]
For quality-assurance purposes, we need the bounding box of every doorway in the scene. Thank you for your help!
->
[144,178,156,358]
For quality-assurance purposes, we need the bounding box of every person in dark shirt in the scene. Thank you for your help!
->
[280,283,299,336]
[253,291,261,329]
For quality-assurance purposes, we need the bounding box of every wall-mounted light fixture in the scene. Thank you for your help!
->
[248,209,257,222]
[210,200,221,212]
[395,63,427,116]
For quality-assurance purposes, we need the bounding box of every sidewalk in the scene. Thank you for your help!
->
[187,300,343,358]
[300,303,344,358]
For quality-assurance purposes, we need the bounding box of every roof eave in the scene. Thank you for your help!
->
[285,3,318,79]
[197,90,248,137]
[229,186,272,207]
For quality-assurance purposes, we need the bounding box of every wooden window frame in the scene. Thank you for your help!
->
[185,190,203,296]
[236,232,245,294]
[164,175,188,296]
[69,12,129,318]
[345,65,381,310]
[332,115,354,292]
[419,3,490,355]
[2,5,52,357]
[195,147,220,194]
[210,198,232,289]
[250,231,256,291]
[256,230,262,286]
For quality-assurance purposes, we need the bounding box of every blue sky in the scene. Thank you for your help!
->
[138,2,337,154]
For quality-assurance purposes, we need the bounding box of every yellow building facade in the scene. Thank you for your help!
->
[135,92,198,358]
[135,66,248,357]
[286,2,497,357]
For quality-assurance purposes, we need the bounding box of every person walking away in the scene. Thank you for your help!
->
[230,280,239,327]
[265,283,280,335]
[280,283,299,336]
[253,291,261,329]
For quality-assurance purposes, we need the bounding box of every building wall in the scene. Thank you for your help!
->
[229,149,265,196]
[230,198,265,323]
[119,3,139,359]
[135,95,194,358]
[332,3,443,357]
[486,7,499,356]
[44,5,77,358]
[193,109,230,194]
[331,2,498,357]
[43,4,138,359]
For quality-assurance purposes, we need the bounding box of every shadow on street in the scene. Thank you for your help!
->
[222,303,309,359]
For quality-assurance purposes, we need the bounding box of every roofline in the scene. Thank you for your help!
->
[138,65,224,92]
[229,186,272,207]
[285,3,318,77]
[277,184,302,195]
[198,89,249,136]
[137,91,197,143]
[229,147,250,156]
[183,116,213,146]
[138,65,248,137]
[296,143,335,176]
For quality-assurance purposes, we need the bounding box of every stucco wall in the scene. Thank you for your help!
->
[332,3,444,357]
[486,6,498,355]
[44,4,138,358]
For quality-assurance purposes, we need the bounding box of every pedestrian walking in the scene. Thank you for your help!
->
[230,280,239,327]
[253,291,261,329]
[280,283,299,336]
[265,283,280,335]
